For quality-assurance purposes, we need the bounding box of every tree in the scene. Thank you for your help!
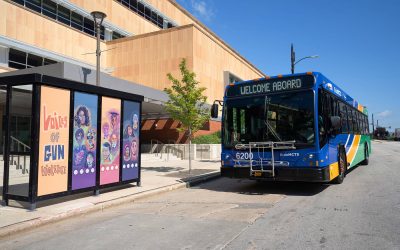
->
[164,59,209,174]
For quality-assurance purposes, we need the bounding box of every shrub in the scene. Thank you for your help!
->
[192,131,221,144]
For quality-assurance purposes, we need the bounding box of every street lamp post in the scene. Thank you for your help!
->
[91,11,107,86]
[291,43,319,74]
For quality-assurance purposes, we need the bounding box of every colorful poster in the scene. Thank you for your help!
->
[122,101,140,181]
[72,92,98,190]
[38,86,70,196]
[100,97,121,185]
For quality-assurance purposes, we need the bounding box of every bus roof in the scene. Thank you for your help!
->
[228,72,368,115]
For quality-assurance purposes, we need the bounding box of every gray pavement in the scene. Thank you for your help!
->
[0,157,220,238]
[1,141,400,250]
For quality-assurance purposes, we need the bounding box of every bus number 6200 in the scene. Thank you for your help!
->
[235,152,253,160]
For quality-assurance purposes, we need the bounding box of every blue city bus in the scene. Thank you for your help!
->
[211,72,371,184]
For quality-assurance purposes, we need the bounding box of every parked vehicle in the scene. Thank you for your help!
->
[395,128,400,141]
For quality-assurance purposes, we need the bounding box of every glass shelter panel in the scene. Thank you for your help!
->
[100,97,121,185]
[72,92,98,190]
[0,86,7,200]
[7,85,32,197]
[122,101,140,181]
[37,86,70,196]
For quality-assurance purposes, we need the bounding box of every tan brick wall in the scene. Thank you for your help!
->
[0,0,106,66]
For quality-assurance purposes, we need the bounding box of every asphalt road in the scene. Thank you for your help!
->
[1,141,399,250]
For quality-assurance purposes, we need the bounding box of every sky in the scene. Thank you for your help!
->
[176,0,400,131]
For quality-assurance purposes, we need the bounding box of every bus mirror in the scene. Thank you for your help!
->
[211,103,219,118]
[330,116,341,130]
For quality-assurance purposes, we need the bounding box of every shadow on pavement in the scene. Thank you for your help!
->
[5,183,138,209]
[142,166,185,172]
[195,177,329,196]
[164,169,216,180]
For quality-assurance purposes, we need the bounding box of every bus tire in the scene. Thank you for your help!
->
[361,144,369,165]
[333,147,347,184]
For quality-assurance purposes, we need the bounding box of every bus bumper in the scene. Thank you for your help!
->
[220,166,331,182]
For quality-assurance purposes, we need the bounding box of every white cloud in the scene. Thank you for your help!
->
[190,0,214,21]
[377,110,392,118]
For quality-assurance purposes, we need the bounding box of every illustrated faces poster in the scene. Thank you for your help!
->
[122,101,140,181]
[72,92,98,190]
[100,97,121,185]
[38,86,70,196]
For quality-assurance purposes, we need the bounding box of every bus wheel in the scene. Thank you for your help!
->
[333,148,347,184]
[362,144,369,165]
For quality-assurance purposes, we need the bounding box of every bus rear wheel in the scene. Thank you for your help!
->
[333,148,347,184]
[361,144,369,165]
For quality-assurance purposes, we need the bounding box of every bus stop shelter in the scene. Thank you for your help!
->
[0,74,143,209]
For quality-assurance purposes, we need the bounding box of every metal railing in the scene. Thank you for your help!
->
[235,141,296,177]
[147,139,185,160]
[2,136,31,175]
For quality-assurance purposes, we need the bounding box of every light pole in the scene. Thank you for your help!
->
[91,11,107,86]
[291,43,319,74]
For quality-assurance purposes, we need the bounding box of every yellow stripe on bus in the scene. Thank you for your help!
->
[346,135,360,166]
[329,162,339,180]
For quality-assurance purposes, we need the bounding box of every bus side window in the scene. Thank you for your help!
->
[364,115,368,134]
[339,102,349,133]
[318,90,329,147]
[352,110,358,134]
[361,113,366,135]
[348,108,354,133]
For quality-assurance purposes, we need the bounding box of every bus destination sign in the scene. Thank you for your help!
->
[227,75,315,97]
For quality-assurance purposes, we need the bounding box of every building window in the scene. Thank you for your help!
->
[27,53,43,68]
[83,17,95,36]
[229,74,242,84]
[25,0,41,13]
[115,0,176,29]
[8,49,27,69]
[42,0,57,20]
[8,48,57,69]
[57,5,71,26]
[71,11,83,31]
[112,31,124,40]
[10,0,126,41]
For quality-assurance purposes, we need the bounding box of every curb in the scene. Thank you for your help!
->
[0,171,220,239]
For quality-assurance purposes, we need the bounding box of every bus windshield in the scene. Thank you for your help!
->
[223,90,315,148]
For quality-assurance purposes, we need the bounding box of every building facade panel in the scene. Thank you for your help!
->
[107,25,194,91]
[69,0,161,35]
[144,0,194,26]
[192,25,264,102]
[1,0,107,67]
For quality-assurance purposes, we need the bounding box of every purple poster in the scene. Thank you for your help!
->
[72,92,98,190]
[122,101,140,181]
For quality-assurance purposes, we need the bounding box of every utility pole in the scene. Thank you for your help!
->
[291,43,295,74]
[290,43,318,74]
[91,11,107,87]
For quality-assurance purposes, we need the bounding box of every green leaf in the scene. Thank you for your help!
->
[164,58,210,141]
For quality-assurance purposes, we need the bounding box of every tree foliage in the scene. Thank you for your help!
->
[164,58,209,140]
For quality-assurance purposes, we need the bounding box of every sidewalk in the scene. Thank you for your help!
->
[0,158,220,239]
